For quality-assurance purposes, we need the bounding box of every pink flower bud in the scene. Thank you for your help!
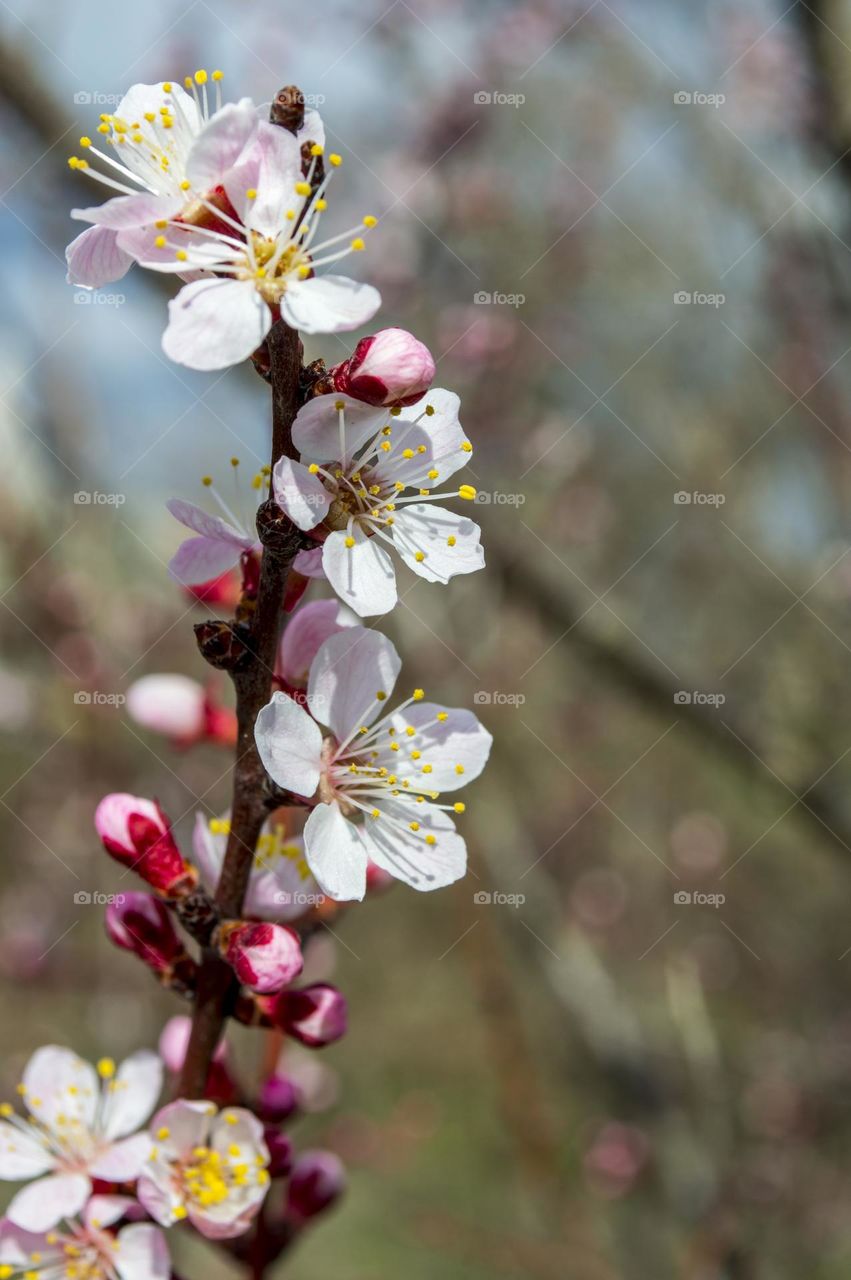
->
[216,921,304,994]
[126,674,206,740]
[264,1127,294,1177]
[105,892,183,972]
[94,793,196,897]
[330,328,435,407]
[286,1150,345,1222]
[272,984,347,1047]
[158,1015,228,1072]
[258,1073,299,1122]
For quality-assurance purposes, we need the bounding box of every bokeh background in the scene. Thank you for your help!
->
[3,0,851,1275]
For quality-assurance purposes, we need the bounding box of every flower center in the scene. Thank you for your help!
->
[180,1144,268,1209]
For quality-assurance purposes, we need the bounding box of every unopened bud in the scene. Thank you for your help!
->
[105,892,183,972]
[216,921,303,994]
[330,328,435,408]
[258,1073,299,1123]
[264,1127,294,1178]
[126,673,205,741]
[286,1150,345,1222]
[271,984,347,1047]
[94,793,197,897]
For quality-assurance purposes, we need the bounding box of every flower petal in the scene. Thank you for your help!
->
[147,1099,211,1160]
[255,692,323,797]
[307,627,400,741]
[291,394,388,464]
[89,1132,152,1180]
[278,599,356,688]
[303,803,367,902]
[368,388,470,490]
[185,99,258,190]
[391,504,484,583]
[101,1050,163,1140]
[23,1046,98,1133]
[322,528,397,618]
[292,546,326,578]
[362,799,467,892]
[388,704,493,793]
[166,498,249,545]
[162,279,271,371]
[281,275,381,336]
[0,1122,52,1179]
[85,1195,137,1229]
[7,1174,90,1231]
[169,536,246,586]
[72,193,181,230]
[66,226,132,288]
[114,1223,171,1280]
[272,457,331,531]
[224,121,302,238]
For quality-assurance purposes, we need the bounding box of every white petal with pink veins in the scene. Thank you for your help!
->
[292,546,326,578]
[114,1223,171,1280]
[391,504,484,583]
[225,121,302,238]
[278,599,356,687]
[162,278,271,371]
[272,457,331,531]
[7,1173,91,1231]
[101,1050,163,1140]
[307,627,401,741]
[303,803,368,902]
[147,1099,211,1160]
[0,1121,52,1179]
[281,275,381,336]
[362,800,467,892]
[255,692,323,798]
[322,527,397,617]
[66,226,132,289]
[90,1132,152,1180]
[167,499,251,546]
[23,1046,98,1132]
[368,388,470,490]
[169,535,246,585]
[185,99,258,190]
[292,394,387,464]
[72,193,182,230]
[389,704,493,793]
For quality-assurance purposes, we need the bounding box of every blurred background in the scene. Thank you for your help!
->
[3,0,851,1275]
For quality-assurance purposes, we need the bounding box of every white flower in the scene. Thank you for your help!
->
[192,811,321,923]
[137,1102,269,1240]
[166,457,270,585]
[66,72,263,289]
[277,598,357,688]
[271,389,484,616]
[118,123,381,369]
[0,1049,163,1232]
[254,628,492,901]
[0,1197,170,1280]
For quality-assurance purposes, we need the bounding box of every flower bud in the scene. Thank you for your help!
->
[216,921,303,994]
[158,1015,228,1072]
[126,674,205,740]
[330,328,435,407]
[95,793,197,897]
[272,984,347,1047]
[105,892,183,972]
[286,1150,345,1222]
[258,1073,299,1123]
[263,1127,294,1178]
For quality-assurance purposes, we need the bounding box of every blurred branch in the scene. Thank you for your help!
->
[493,542,851,864]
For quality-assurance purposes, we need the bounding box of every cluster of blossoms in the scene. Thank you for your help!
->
[62,70,492,1277]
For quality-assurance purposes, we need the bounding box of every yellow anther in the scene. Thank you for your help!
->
[402,448,414,459]
[422,764,433,775]
[376,691,387,700]
[154,236,166,249]
[420,489,429,496]
[409,822,420,832]
[447,535,457,547]
[194,69,208,85]
[298,264,311,278]
[224,1113,239,1125]
[180,179,191,191]
[437,711,448,721]
[413,689,425,700]
[390,742,400,752]
[0,1103,12,1117]
[363,215,378,227]
[425,404,435,416]
[155,219,168,228]
[350,237,365,251]
[173,1206,188,1220]
[295,181,312,196]
[334,399,345,410]
[425,835,437,846]
[329,153,342,166]
[380,441,391,451]
[461,441,473,452]
[157,1126,170,1140]
[405,726,415,736]
[458,485,477,500]
[79,136,92,148]
[417,444,427,452]
[345,536,355,548]
[454,802,466,813]
[411,750,422,761]
[427,469,439,480]
[308,463,320,474]
[97,123,110,134]
[415,551,425,563]
[370,809,380,819]
[162,82,173,92]
[246,187,257,199]
[97,1057,115,1079]
[315,197,328,211]
[455,764,465,775]
[212,70,224,81]
[310,143,324,156]
[175,250,188,261]
[202,476,213,487]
